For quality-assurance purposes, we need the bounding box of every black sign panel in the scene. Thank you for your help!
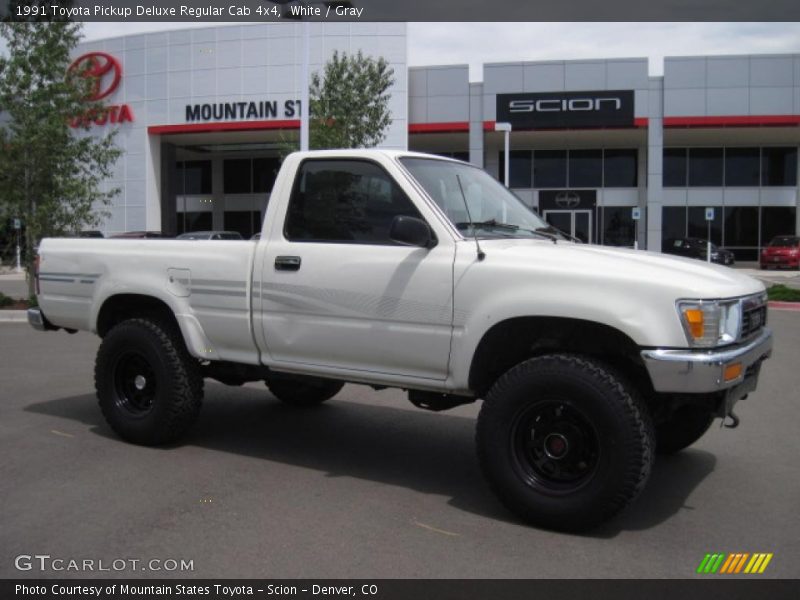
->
[497,90,634,130]
[539,190,597,211]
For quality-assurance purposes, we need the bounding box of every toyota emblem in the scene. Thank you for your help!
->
[68,52,122,102]
[555,192,580,209]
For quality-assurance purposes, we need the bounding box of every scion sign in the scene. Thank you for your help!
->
[497,90,634,129]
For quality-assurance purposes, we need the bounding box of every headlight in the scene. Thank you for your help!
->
[677,299,741,347]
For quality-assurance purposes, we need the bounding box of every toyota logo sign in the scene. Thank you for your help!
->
[68,52,122,102]
[555,192,581,209]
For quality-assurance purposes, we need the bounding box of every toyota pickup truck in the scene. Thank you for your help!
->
[28,150,773,531]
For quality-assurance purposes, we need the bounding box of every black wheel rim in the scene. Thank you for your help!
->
[113,351,157,416]
[511,401,600,494]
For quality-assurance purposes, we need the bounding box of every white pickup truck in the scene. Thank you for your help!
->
[29,150,773,531]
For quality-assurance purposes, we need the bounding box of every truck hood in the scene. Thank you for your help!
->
[475,239,764,299]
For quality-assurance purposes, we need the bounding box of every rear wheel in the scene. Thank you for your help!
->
[655,406,715,454]
[476,354,654,531]
[95,318,203,445]
[266,376,344,407]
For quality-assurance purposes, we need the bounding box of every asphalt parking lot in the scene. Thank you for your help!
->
[1,312,799,579]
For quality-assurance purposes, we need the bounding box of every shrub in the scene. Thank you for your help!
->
[767,284,800,302]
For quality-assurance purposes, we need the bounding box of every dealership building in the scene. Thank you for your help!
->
[67,23,799,257]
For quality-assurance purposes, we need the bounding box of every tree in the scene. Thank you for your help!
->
[0,21,121,296]
[308,50,395,149]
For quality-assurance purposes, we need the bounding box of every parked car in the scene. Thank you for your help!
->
[664,237,735,266]
[760,235,800,270]
[28,150,772,532]
[110,231,169,239]
[176,231,243,240]
[74,230,104,238]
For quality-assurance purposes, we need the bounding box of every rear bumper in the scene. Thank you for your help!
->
[27,307,58,332]
[641,328,773,395]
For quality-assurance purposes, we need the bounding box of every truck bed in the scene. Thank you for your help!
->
[37,237,259,364]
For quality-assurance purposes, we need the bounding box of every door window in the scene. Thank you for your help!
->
[284,160,424,245]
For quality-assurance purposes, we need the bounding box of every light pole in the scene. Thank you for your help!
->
[268,1,356,152]
[494,122,512,187]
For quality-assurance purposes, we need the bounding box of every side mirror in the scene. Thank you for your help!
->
[389,216,436,249]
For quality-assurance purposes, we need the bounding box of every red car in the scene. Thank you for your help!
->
[760,235,800,270]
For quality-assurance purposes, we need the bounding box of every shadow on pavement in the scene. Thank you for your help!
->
[26,384,716,537]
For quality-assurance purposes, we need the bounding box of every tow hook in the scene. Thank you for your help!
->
[722,411,740,429]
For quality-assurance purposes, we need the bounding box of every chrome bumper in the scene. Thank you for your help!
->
[27,307,54,332]
[641,328,773,394]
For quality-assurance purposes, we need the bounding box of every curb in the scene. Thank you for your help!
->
[0,310,27,322]
[768,301,800,311]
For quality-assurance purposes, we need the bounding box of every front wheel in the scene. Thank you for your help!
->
[476,354,654,531]
[265,376,344,407]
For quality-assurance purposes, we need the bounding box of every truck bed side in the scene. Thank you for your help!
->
[37,237,259,364]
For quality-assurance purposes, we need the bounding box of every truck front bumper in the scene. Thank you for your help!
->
[640,328,773,395]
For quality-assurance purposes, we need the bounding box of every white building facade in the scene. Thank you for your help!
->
[70,26,799,257]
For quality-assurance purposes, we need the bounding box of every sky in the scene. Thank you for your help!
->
[2,22,800,80]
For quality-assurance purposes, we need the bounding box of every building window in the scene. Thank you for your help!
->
[665,146,798,188]
[661,206,687,250]
[724,148,760,187]
[602,207,635,247]
[224,159,252,194]
[687,206,722,244]
[603,149,638,187]
[688,148,724,187]
[533,150,567,188]
[568,149,602,188]
[285,159,424,245]
[723,206,759,247]
[182,160,212,195]
[499,150,533,187]
[761,206,797,243]
[253,157,281,193]
[663,148,687,187]
[762,147,798,186]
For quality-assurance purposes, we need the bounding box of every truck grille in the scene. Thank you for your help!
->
[741,294,768,339]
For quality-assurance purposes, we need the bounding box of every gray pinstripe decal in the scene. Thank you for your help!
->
[192,288,247,298]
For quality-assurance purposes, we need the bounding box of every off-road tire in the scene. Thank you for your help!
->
[266,376,344,407]
[476,354,655,531]
[95,318,203,445]
[655,406,715,454]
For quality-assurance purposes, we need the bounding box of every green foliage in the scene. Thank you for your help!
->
[0,22,122,295]
[766,284,800,302]
[308,50,395,150]
[0,292,14,308]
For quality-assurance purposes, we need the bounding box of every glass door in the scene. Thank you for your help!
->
[543,209,593,243]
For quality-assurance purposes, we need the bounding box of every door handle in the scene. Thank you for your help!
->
[275,256,302,271]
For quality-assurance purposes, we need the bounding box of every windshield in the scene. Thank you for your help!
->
[400,157,562,240]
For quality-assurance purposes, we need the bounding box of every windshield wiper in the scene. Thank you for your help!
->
[455,219,519,231]
[535,226,576,243]
[456,220,560,243]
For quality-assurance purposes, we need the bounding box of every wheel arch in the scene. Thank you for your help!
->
[94,293,215,360]
[468,316,653,398]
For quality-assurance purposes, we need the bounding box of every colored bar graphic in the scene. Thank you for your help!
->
[735,553,749,573]
[745,554,761,573]
[698,552,773,574]
[697,554,712,574]
[758,554,773,573]
[720,554,736,574]
[710,554,725,573]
